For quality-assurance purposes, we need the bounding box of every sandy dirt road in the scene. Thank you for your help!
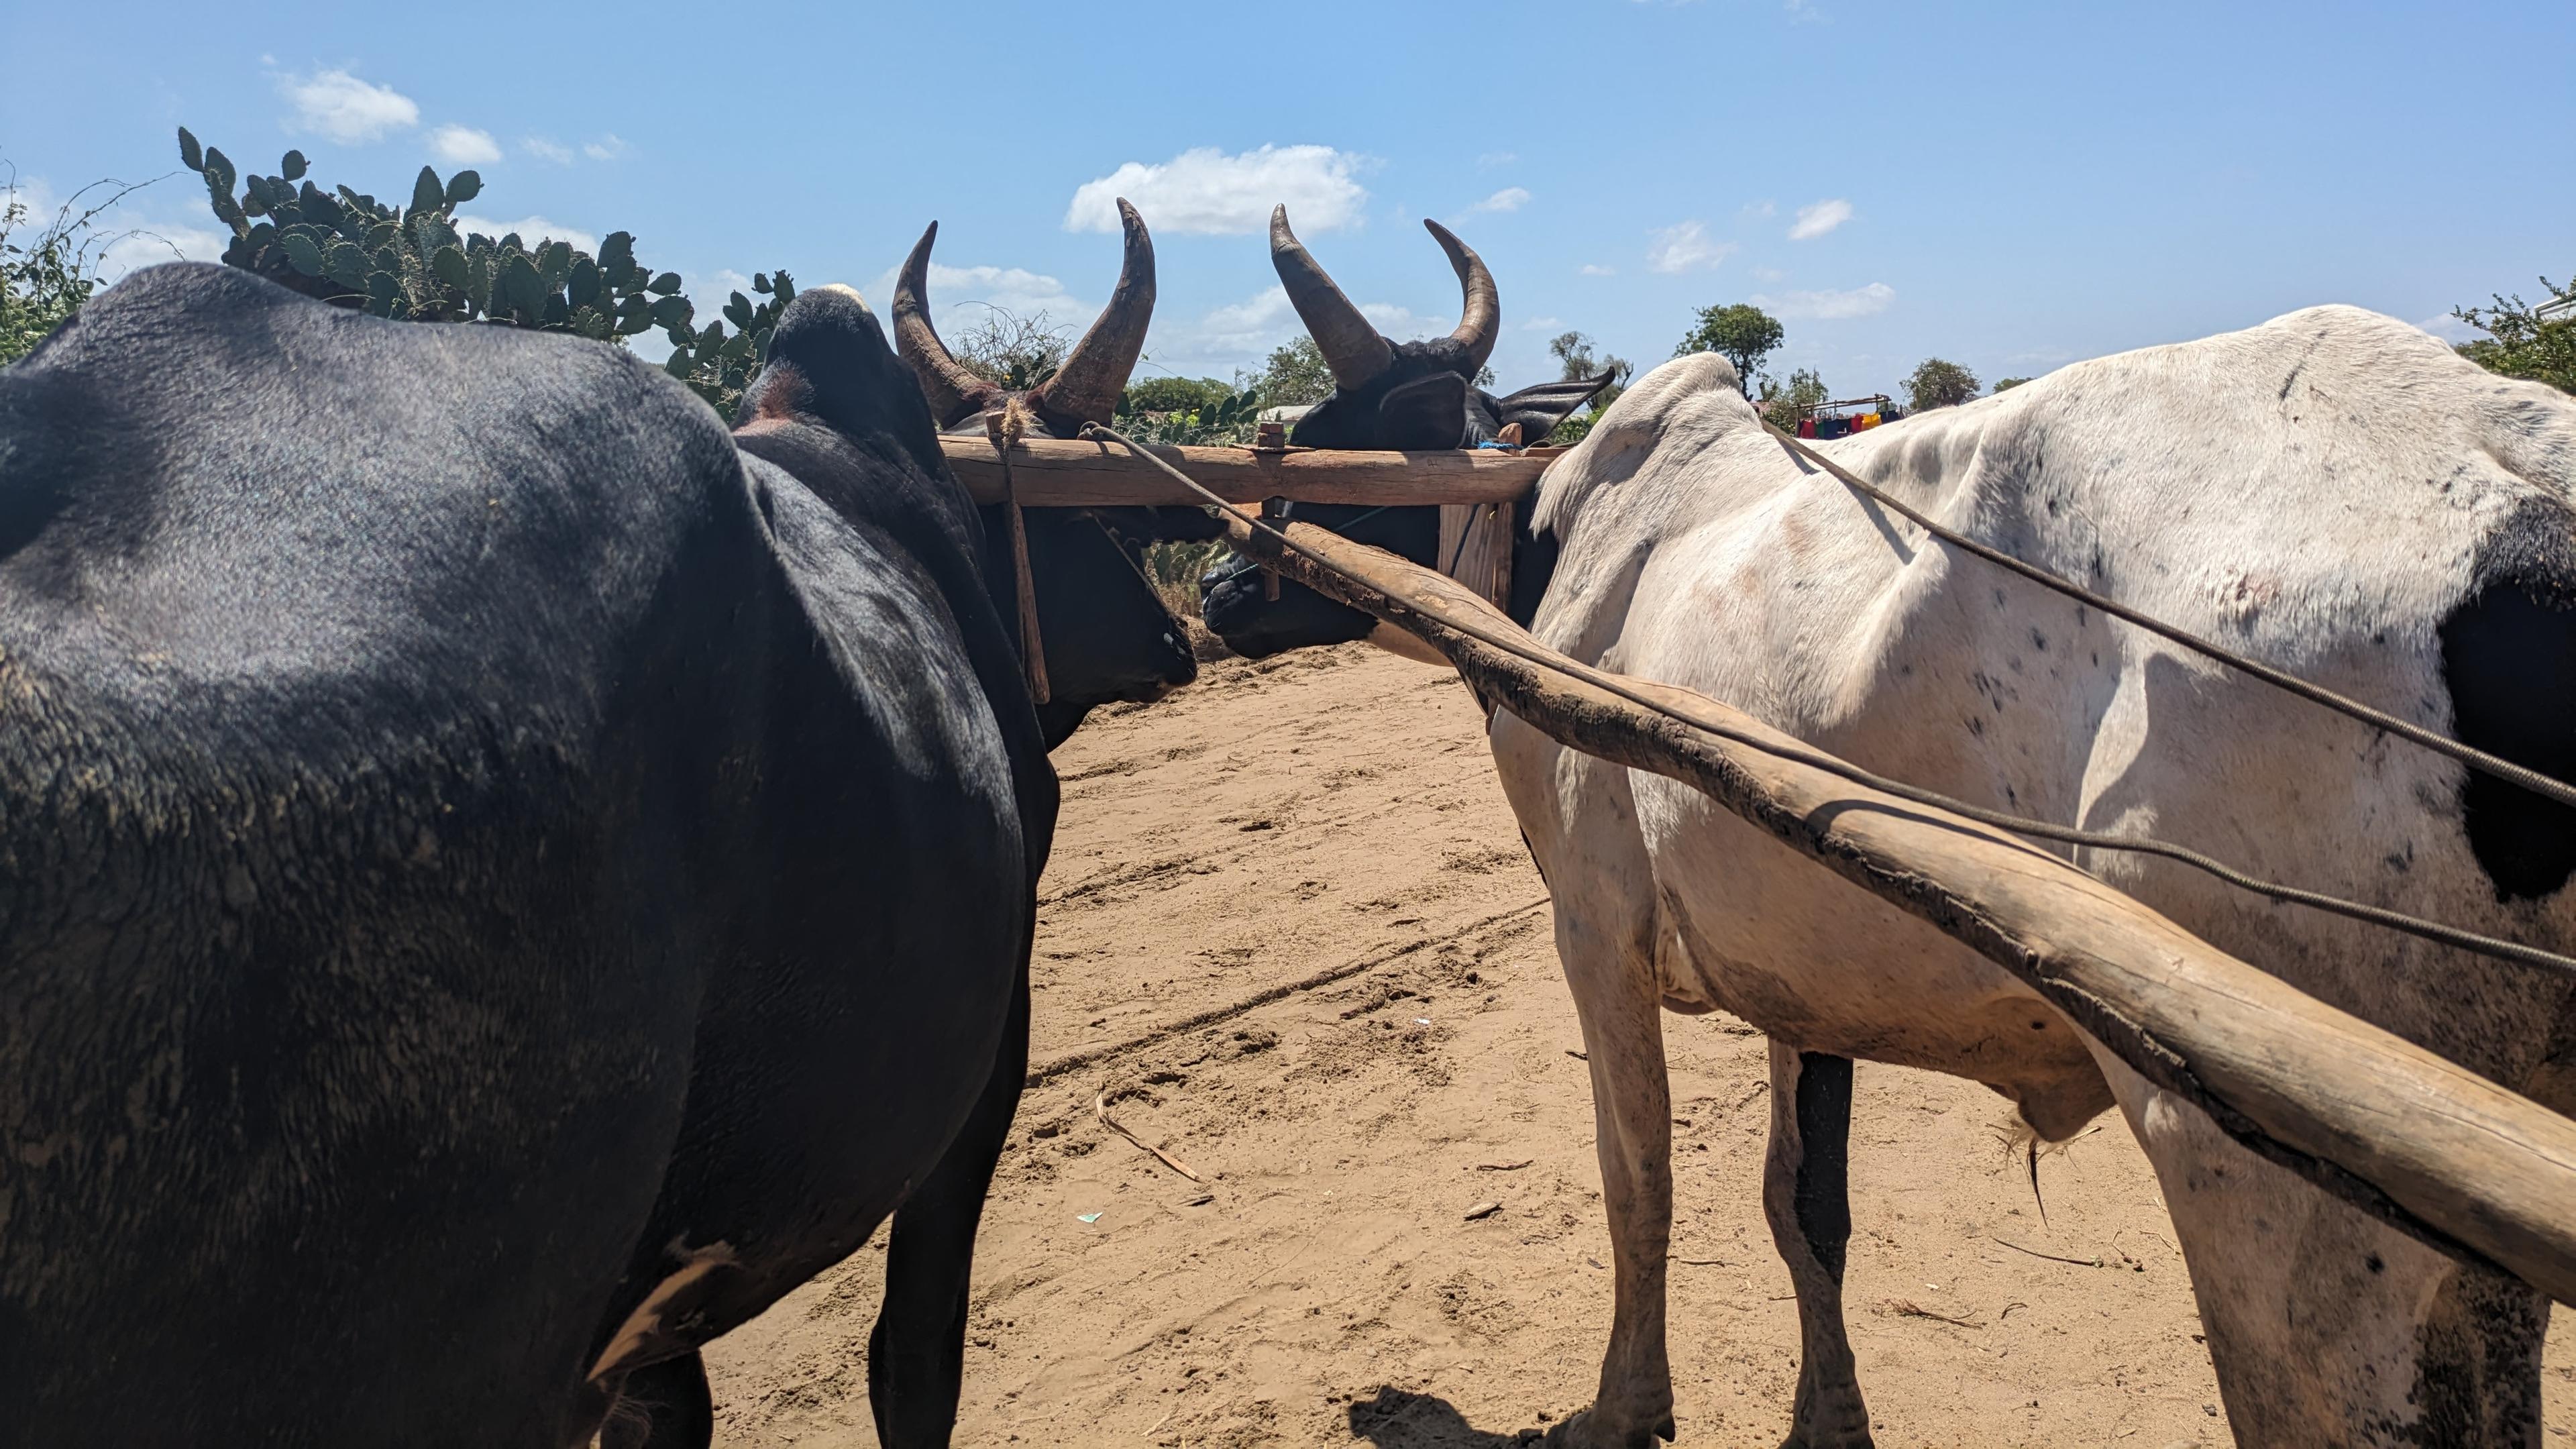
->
[706,644,2574,1447]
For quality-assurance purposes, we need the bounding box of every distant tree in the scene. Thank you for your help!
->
[1991,376,2032,392]
[948,303,1069,390]
[1545,329,1636,443]
[1255,335,1335,407]
[1673,303,1783,396]
[2453,274,2575,394]
[1120,375,1232,416]
[1903,357,1981,411]
[1550,329,1633,395]
[1756,366,1829,429]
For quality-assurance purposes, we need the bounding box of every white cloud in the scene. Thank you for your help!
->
[1743,199,1778,219]
[278,67,419,144]
[2415,313,2480,343]
[1066,144,1371,235]
[1147,285,1298,368]
[1477,151,1518,170]
[1788,198,1854,240]
[521,136,574,166]
[1750,282,1894,319]
[1520,315,1562,331]
[1463,186,1531,216]
[1646,220,1735,274]
[1752,265,1787,282]
[1131,282,1441,378]
[455,213,599,253]
[428,125,500,166]
[856,258,1097,347]
[1579,263,1617,276]
[1359,301,1453,340]
[584,134,629,162]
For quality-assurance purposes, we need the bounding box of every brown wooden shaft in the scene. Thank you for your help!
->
[1223,512,2576,1307]
[940,435,1546,507]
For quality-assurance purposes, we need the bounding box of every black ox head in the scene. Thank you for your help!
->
[1199,207,1609,658]
[886,200,1220,742]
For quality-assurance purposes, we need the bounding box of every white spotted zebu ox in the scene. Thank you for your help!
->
[1209,305,2576,1446]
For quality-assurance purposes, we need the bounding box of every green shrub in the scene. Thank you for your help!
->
[2453,278,2575,394]
[1114,382,1264,445]
[1120,375,1232,416]
[1,175,117,366]
[176,127,788,419]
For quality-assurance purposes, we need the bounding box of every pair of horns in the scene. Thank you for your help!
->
[893,199,1501,421]
[894,197,1156,429]
[1269,205,1498,390]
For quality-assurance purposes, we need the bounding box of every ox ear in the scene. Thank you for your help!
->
[1495,370,1618,444]
[1375,371,1472,451]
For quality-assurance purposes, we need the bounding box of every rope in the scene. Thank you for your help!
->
[989,402,1049,704]
[1077,423,2576,979]
[1760,419,2576,814]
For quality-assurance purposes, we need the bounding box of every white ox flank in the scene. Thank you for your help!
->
[1483,307,2576,1447]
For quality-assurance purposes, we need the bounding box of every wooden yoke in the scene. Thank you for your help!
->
[938,435,1549,508]
[1221,510,2576,1307]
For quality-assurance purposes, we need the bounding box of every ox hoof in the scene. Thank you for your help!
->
[1542,1406,1674,1448]
[1778,1423,1876,1449]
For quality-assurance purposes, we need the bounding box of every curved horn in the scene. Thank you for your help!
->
[1270,205,1392,390]
[1422,219,1499,377]
[892,220,1000,425]
[1033,197,1156,427]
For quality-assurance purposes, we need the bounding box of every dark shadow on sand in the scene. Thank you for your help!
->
[1346,1387,1546,1447]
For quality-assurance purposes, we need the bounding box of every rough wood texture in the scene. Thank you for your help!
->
[1225,512,2576,1307]
[940,436,1546,507]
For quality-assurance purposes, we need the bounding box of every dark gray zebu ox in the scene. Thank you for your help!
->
[0,263,1184,1446]
[1199,205,1609,658]
[890,197,1225,726]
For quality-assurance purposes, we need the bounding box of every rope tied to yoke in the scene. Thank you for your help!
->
[987,400,1049,704]
[1075,421,2576,980]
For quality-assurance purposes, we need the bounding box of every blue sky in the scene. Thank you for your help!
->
[7,1,2571,401]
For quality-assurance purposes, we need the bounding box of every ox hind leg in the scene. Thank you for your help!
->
[1549,911,1679,1449]
[866,957,1031,1448]
[1763,1042,1872,1448]
[2097,1049,2542,1446]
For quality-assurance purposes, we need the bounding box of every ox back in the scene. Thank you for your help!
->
[0,265,1042,1446]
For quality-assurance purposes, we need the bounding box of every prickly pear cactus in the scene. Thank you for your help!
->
[178,127,791,419]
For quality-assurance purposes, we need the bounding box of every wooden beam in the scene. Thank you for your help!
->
[938,435,1548,507]
[1224,512,2576,1307]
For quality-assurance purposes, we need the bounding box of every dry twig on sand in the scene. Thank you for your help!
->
[1094,1089,1203,1182]
[1990,1236,2103,1268]
[1886,1299,1982,1328]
